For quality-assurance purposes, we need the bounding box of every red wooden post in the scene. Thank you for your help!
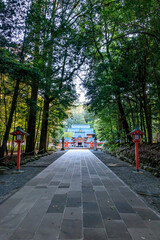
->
[135,141,139,171]
[17,141,21,171]
[10,126,29,173]
[129,127,145,172]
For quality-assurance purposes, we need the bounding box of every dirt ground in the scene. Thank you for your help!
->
[115,143,160,177]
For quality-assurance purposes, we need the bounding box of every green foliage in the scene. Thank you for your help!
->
[83,0,160,145]
[65,105,87,128]
[0,0,89,156]
[50,126,64,146]
[102,142,119,152]
[63,132,73,138]
[0,49,41,81]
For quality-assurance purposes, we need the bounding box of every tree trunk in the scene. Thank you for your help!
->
[117,96,132,142]
[25,19,41,154]
[128,98,135,128]
[25,82,38,154]
[35,103,42,150]
[148,44,160,122]
[11,135,14,156]
[61,137,64,150]
[0,78,20,158]
[39,97,49,153]
[140,76,152,143]
[143,98,152,143]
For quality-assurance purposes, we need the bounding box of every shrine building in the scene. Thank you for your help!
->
[59,124,103,149]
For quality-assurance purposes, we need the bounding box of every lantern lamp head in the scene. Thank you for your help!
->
[16,134,23,141]
[129,127,145,143]
[10,126,29,142]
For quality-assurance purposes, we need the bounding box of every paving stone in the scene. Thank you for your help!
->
[9,199,50,240]
[104,172,117,179]
[67,191,81,198]
[47,194,67,213]
[33,213,63,240]
[128,228,157,240]
[66,198,81,207]
[1,149,160,240]
[47,202,65,213]
[82,182,92,188]
[134,207,160,220]
[91,178,103,186]
[84,228,108,240]
[83,202,99,213]
[83,213,104,228]
[82,186,93,193]
[108,189,127,202]
[10,201,36,214]
[53,175,64,181]
[107,239,130,240]
[51,194,67,203]
[59,183,70,188]
[120,213,147,228]
[55,188,69,194]
[144,220,160,239]
[11,186,34,199]
[69,184,81,191]
[82,192,97,202]
[35,185,47,188]
[0,198,22,221]
[41,186,57,200]
[97,197,115,207]
[0,228,15,240]
[120,187,146,207]
[22,188,47,203]
[59,219,82,239]
[114,201,135,213]
[93,186,106,191]
[88,169,97,174]
[104,220,132,239]
[111,178,126,187]
[0,213,26,229]
[25,178,44,186]
[99,206,121,220]
[95,190,110,201]
[41,174,54,184]
[64,207,82,220]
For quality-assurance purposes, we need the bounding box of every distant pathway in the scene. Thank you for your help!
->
[0,150,160,240]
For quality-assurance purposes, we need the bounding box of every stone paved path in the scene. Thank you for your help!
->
[0,150,160,240]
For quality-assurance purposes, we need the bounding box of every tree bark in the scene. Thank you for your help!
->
[25,82,38,154]
[117,96,132,142]
[139,61,152,143]
[142,95,152,143]
[61,136,64,150]
[38,97,49,153]
[35,102,42,150]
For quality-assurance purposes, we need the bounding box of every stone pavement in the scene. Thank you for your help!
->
[0,150,160,240]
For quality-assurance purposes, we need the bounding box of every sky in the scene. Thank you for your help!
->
[74,67,89,104]
[75,78,86,103]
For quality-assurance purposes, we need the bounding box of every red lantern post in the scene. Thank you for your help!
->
[10,126,29,172]
[129,128,145,172]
